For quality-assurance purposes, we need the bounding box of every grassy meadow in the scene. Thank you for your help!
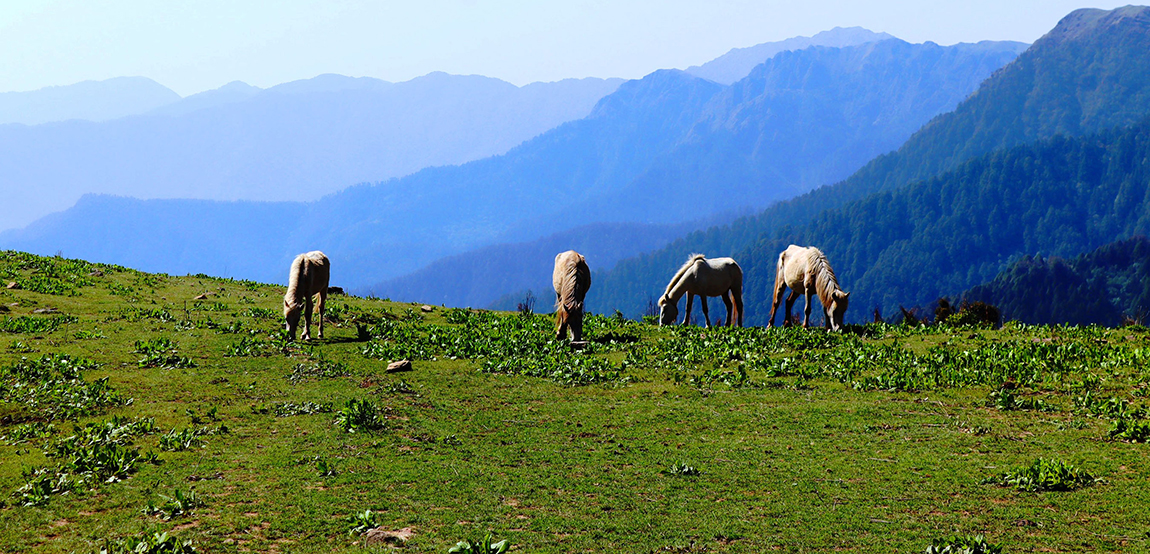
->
[0,251,1147,553]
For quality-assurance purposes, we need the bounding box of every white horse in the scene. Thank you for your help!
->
[767,245,849,331]
[284,251,330,341]
[553,250,591,341]
[658,255,743,327]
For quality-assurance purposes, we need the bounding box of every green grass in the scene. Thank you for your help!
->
[0,250,1148,552]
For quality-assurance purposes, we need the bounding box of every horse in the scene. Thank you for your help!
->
[283,251,330,341]
[553,250,591,341]
[658,254,743,327]
[767,245,850,331]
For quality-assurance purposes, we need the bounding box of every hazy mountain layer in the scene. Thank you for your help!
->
[0,73,623,230]
[0,77,180,125]
[685,27,895,84]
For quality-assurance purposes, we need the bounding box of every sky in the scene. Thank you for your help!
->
[0,0,1134,97]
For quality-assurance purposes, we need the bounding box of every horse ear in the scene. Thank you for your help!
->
[844,291,850,299]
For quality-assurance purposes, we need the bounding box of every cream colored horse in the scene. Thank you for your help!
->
[658,255,743,327]
[767,245,849,331]
[284,251,330,341]
[553,250,591,341]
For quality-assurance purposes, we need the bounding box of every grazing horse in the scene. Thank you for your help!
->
[658,255,743,327]
[767,245,849,331]
[283,251,330,341]
[553,250,591,341]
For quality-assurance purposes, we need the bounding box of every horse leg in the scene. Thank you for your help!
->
[700,296,711,328]
[784,290,799,327]
[733,286,744,328]
[722,293,733,327]
[317,289,326,339]
[769,283,788,328]
[802,290,813,329]
[571,312,583,342]
[684,294,695,326]
[302,295,313,340]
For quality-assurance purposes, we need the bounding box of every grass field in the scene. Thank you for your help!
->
[0,250,1147,553]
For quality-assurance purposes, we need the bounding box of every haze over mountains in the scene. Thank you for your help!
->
[2,33,1026,295]
[0,73,623,230]
[0,76,181,126]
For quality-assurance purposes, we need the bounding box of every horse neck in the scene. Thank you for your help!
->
[666,271,694,303]
[814,262,840,308]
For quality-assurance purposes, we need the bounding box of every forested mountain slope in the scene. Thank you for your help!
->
[735,118,1150,325]
[590,6,1150,317]
[961,236,1150,326]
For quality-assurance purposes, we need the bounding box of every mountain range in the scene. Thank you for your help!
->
[0,73,623,230]
[1,36,1026,294]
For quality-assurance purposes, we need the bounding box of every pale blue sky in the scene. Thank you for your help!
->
[0,0,1132,96]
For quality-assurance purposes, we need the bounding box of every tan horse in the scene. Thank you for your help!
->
[658,255,743,327]
[767,245,849,331]
[284,251,330,341]
[553,250,591,341]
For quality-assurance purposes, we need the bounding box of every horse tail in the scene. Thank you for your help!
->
[730,261,744,326]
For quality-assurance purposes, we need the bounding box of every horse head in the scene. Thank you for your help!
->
[658,294,678,326]
[827,290,850,331]
[284,297,301,341]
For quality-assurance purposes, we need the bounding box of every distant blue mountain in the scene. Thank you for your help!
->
[0,76,180,125]
[0,73,623,230]
[685,27,896,84]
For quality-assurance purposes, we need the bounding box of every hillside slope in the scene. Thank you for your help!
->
[591,6,1150,317]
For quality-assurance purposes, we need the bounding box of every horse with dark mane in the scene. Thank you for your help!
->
[553,250,591,341]
[658,254,743,327]
[767,245,849,331]
[284,251,330,341]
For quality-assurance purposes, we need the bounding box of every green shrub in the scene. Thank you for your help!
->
[347,508,381,536]
[334,398,385,433]
[663,462,701,477]
[984,458,1103,491]
[96,531,196,554]
[925,534,1003,554]
[448,534,510,554]
[143,488,205,520]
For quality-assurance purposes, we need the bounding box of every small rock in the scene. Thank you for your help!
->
[364,527,415,547]
[420,305,434,313]
[570,340,589,350]
[194,293,212,300]
[386,360,413,373]
[32,308,59,314]
[5,282,18,290]
[88,270,104,277]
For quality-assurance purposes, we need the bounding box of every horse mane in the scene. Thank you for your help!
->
[556,252,590,312]
[663,254,706,299]
[284,253,308,311]
[809,249,842,310]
